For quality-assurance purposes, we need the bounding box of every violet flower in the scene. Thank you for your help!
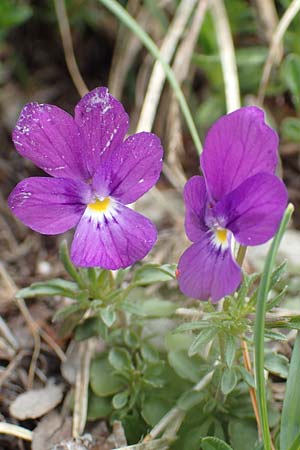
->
[8,87,163,269]
[178,107,288,302]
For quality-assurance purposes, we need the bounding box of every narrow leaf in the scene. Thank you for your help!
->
[201,436,233,450]
[254,204,293,450]
[280,332,300,450]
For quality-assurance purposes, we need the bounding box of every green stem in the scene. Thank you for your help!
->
[254,204,293,450]
[236,244,247,267]
[97,0,202,155]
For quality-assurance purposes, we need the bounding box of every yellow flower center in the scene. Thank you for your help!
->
[88,197,111,212]
[215,228,228,244]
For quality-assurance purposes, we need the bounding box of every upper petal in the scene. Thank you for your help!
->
[92,132,163,204]
[178,234,241,302]
[74,87,129,176]
[71,202,157,269]
[8,177,91,234]
[183,176,208,242]
[214,172,288,246]
[200,107,279,202]
[13,103,89,181]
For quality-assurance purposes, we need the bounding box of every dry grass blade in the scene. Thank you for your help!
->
[136,0,198,133]
[53,0,89,97]
[210,0,241,112]
[109,0,144,97]
[0,422,32,442]
[72,340,95,437]
[165,0,209,191]
[258,0,300,105]
[0,314,19,352]
[254,0,283,63]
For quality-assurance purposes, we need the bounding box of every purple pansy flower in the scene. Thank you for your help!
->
[178,106,288,302]
[8,87,163,269]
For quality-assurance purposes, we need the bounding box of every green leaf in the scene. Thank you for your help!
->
[75,316,103,341]
[254,204,293,450]
[142,395,172,427]
[264,330,288,341]
[141,343,159,362]
[281,54,300,110]
[108,347,133,372]
[122,298,177,318]
[270,261,287,290]
[177,389,205,411]
[133,264,176,285]
[228,420,258,450]
[124,329,139,349]
[281,117,300,142]
[221,367,238,395]
[58,310,87,338]
[112,390,129,409]
[224,335,237,368]
[0,0,32,33]
[87,391,112,420]
[99,306,116,328]
[238,367,255,388]
[168,350,204,383]
[188,328,218,356]
[97,269,115,292]
[201,436,234,450]
[16,278,83,299]
[265,353,289,378]
[59,240,85,288]
[90,356,125,396]
[53,302,89,322]
[280,333,300,450]
[174,321,211,333]
[286,430,300,450]
[266,286,287,311]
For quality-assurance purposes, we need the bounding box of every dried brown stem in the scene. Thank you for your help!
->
[53,0,88,97]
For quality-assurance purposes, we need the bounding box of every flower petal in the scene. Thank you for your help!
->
[201,107,279,202]
[214,172,288,246]
[92,132,163,204]
[13,103,89,181]
[74,87,129,176]
[8,177,91,234]
[178,234,241,302]
[71,202,157,268]
[184,176,208,242]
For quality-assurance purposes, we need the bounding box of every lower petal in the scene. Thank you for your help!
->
[71,202,157,268]
[8,177,90,234]
[177,234,241,302]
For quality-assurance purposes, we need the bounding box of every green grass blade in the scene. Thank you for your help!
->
[287,429,300,450]
[97,0,203,155]
[280,332,300,450]
[254,204,294,450]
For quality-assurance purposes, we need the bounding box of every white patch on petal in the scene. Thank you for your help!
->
[85,89,112,114]
[210,227,229,251]
[83,197,119,226]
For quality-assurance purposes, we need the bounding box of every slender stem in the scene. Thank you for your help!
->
[97,0,203,155]
[254,204,293,450]
[241,340,262,438]
[53,0,89,96]
[236,245,247,267]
